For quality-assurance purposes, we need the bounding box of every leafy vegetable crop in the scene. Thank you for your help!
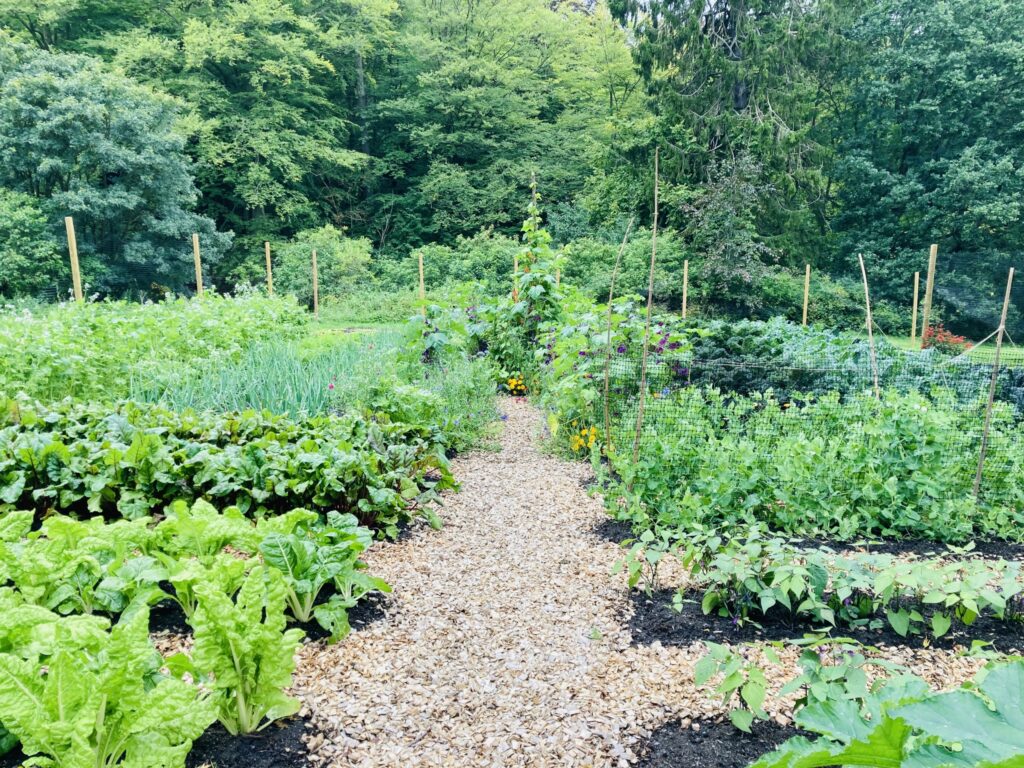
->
[0,398,454,537]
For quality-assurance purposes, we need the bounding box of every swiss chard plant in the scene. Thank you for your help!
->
[259,511,388,643]
[187,568,305,735]
[0,608,217,768]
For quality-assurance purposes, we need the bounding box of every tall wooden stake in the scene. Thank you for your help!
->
[265,242,274,295]
[64,217,83,303]
[311,248,319,320]
[802,264,811,326]
[920,243,938,347]
[973,268,1015,500]
[418,250,427,320]
[192,233,204,297]
[859,254,880,399]
[633,148,659,465]
[681,259,689,319]
[602,216,636,455]
[911,271,920,343]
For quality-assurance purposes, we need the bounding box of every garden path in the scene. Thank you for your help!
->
[294,398,704,767]
[292,398,979,768]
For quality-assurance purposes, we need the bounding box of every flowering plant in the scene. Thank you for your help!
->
[922,323,971,355]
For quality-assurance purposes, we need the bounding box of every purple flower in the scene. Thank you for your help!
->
[617,344,627,354]
[578,350,587,357]
[500,414,509,421]
[661,388,670,397]
[327,383,335,391]
[668,341,682,351]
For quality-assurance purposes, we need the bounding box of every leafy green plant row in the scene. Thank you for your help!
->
[0,396,455,537]
[679,530,1023,641]
[0,499,389,763]
[604,386,1024,543]
[0,292,308,403]
[696,640,1024,767]
[0,500,387,643]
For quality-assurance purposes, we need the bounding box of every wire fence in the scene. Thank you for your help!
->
[603,344,1024,495]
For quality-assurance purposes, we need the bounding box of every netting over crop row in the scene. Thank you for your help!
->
[602,346,1024,492]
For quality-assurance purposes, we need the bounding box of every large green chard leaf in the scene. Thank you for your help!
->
[156,499,260,557]
[161,553,249,619]
[260,511,378,638]
[191,568,305,735]
[0,609,216,768]
[899,661,1024,768]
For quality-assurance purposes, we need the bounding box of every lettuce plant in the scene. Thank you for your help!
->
[189,568,305,735]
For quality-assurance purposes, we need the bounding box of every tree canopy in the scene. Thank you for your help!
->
[0,0,1021,335]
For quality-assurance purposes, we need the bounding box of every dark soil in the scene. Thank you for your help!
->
[820,537,1024,561]
[149,590,390,641]
[0,746,25,768]
[185,716,311,768]
[629,589,1024,652]
[0,717,314,768]
[297,589,391,642]
[592,517,634,545]
[150,597,190,634]
[635,718,799,768]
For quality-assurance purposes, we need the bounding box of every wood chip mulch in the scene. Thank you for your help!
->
[291,399,985,767]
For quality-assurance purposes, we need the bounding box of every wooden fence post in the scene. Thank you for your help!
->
[859,254,880,399]
[418,250,427,320]
[633,147,659,465]
[192,233,203,297]
[681,259,689,319]
[265,242,274,295]
[802,263,811,326]
[311,248,319,320]
[973,267,1015,500]
[64,216,83,303]
[911,271,920,343]
[920,244,938,347]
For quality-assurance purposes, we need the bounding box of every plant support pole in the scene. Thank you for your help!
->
[602,216,635,455]
[973,267,1014,500]
[265,242,274,295]
[311,248,319,320]
[633,148,659,465]
[65,216,83,303]
[911,271,920,343]
[192,233,203,297]
[859,254,880,399]
[802,264,810,326]
[920,244,938,347]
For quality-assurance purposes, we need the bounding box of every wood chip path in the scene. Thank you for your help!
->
[294,398,981,767]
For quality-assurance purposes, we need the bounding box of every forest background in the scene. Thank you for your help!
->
[1,0,1021,337]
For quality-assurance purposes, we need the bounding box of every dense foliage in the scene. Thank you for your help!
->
[0,396,453,536]
[0,293,307,401]
[2,0,1020,337]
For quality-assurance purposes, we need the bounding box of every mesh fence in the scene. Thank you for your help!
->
[601,344,1024,497]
